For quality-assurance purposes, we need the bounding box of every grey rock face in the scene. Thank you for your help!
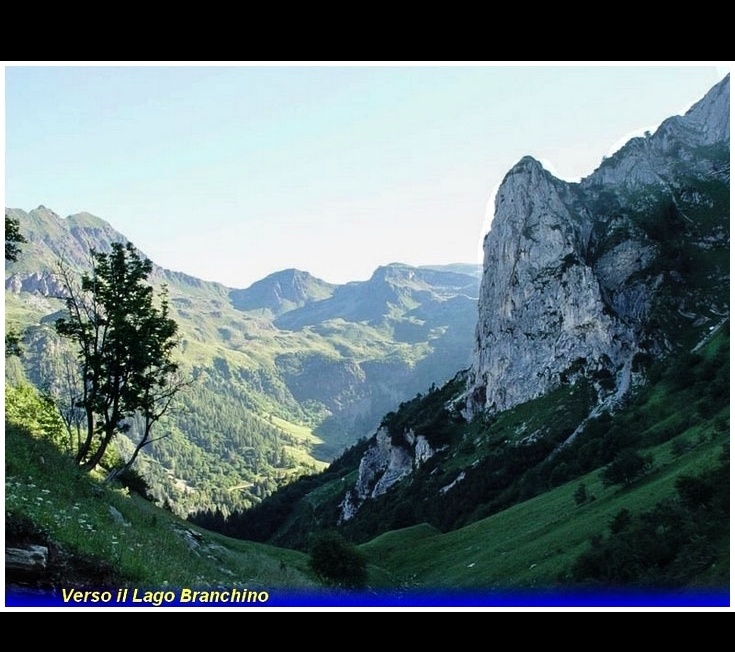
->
[341,75,730,521]
[464,74,730,418]
[339,427,437,522]
[5,271,66,296]
[5,545,49,578]
[464,156,636,416]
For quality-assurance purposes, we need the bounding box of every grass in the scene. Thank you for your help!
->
[260,414,329,471]
[5,327,728,607]
[358,427,729,593]
[5,422,319,594]
[5,400,728,607]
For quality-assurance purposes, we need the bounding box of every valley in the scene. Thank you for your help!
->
[4,72,729,607]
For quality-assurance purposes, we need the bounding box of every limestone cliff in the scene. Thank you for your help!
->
[464,73,729,418]
[340,75,729,521]
[339,426,438,522]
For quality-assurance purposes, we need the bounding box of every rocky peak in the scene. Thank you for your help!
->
[229,268,335,315]
[335,75,729,525]
[465,152,629,417]
[464,75,730,419]
[584,74,730,192]
[675,73,730,146]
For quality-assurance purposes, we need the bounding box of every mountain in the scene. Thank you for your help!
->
[4,209,481,517]
[229,269,336,316]
[5,75,729,601]
[465,73,729,418]
[350,73,730,520]
[275,263,478,337]
[215,75,729,568]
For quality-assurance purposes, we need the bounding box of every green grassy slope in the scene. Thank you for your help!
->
[201,326,728,600]
[359,428,728,591]
[5,418,319,595]
[6,327,727,606]
[5,207,481,518]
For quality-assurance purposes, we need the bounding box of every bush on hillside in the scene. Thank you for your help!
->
[601,449,654,488]
[308,531,368,589]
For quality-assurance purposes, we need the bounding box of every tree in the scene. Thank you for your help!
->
[5,330,23,358]
[54,241,186,473]
[609,508,632,534]
[601,449,653,488]
[6,214,27,357]
[573,482,588,506]
[308,531,368,589]
[5,214,27,262]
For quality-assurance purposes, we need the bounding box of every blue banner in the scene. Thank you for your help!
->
[5,586,730,608]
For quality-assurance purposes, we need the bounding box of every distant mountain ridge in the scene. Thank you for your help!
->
[275,262,478,331]
[5,207,481,516]
[229,269,336,316]
[4,205,232,299]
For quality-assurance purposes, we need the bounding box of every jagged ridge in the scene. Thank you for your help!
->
[464,73,730,418]
[340,74,730,522]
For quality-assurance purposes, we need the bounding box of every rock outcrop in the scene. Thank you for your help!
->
[341,75,730,520]
[340,426,438,521]
[464,74,730,418]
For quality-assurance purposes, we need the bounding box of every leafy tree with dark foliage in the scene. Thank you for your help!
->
[573,483,589,506]
[5,329,23,358]
[5,214,27,356]
[571,454,729,588]
[5,214,26,262]
[55,241,184,472]
[308,531,368,589]
[600,449,654,488]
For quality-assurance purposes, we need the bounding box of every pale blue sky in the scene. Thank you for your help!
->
[3,62,729,288]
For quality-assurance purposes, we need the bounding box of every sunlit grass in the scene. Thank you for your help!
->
[5,421,319,591]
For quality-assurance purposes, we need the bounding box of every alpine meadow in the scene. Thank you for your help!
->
[4,71,730,609]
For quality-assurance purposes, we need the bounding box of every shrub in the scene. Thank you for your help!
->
[308,531,368,589]
[573,483,588,506]
[601,449,653,488]
[115,467,153,501]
